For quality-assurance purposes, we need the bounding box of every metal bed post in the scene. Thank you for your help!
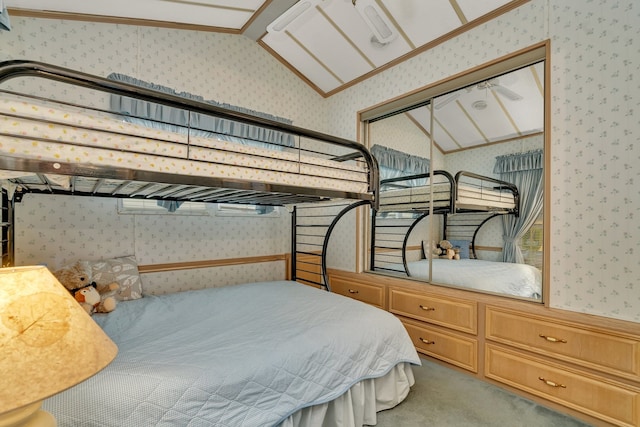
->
[320,200,371,291]
[291,206,297,281]
[1,188,13,267]
[370,209,377,272]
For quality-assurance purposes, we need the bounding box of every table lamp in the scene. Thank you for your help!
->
[0,266,118,426]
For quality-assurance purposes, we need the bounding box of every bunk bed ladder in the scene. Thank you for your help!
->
[1,187,13,267]
[444,212,500,259]
[371,211,426,275]
[292,201,370,291]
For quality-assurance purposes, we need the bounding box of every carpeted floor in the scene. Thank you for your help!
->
[373,358,593,427]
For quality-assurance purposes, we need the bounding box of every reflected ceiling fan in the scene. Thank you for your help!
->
[435,78,523,109]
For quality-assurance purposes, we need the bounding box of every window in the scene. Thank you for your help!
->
[215,204,280,217]
[117,199,280,217]
[521,213,543,269]
[118,199,209,215]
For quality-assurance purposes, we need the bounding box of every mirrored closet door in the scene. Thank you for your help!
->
[364,43,548,303]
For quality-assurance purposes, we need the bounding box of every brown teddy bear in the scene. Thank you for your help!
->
[53,261,119,315]
[52,260,93,294]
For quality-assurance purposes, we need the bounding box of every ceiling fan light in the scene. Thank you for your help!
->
[363,5,392,39]
[267,0,317,33]
[472,100,488,110]
[353,0,397,44]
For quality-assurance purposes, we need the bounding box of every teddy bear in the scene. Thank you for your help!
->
[53,261,119,315]
[94,281,120,313]
[437,240,452,258]
[73,284,102,315]
[52,260,93,294]
[434,240,460,260]
[73,283,119,315]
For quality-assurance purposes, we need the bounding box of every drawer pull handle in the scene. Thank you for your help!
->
[539,334,567,343]
[538,377,566,388]
[348,289,359,294]
[419,305,436,311]
[419,338,435,345]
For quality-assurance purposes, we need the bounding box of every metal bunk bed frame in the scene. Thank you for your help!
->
[371,170,519,277]
[0,60,380,285]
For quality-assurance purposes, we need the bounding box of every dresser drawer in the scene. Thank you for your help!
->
[402,320,477,372]
[389,289,477,334]
[486,344,640,427]
[486,306,640,381]
[330,277,385,308]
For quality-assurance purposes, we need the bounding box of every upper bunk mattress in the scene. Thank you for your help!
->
[378,182,516,212]
[0,93,369,194]
[378,184,451,212]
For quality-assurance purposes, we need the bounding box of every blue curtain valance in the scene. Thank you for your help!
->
[107,73,295,148]
[371,145,430,175]
[0,2,11,31]
[493,149,543,174]
[371,144,430,187]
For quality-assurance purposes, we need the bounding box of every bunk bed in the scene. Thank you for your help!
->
[372,170,542,300]
[0,60,424,427]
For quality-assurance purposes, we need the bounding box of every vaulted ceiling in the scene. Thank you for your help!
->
[7,0,528,97]
[6,0,537,150]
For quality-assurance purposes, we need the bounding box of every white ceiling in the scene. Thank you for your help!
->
[6,0,272,30]
[5,0,538,150]
[7,0,527,96]
[261,0,521,96]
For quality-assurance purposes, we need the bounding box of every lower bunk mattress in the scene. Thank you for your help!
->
[407,258,541,300]
[43,280,420,427]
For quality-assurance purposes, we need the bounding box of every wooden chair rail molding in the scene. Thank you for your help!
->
[139,254,289,274]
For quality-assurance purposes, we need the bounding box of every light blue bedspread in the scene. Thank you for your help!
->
[43,281,420,427]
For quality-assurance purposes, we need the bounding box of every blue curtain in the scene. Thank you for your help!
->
[494,149,544,263]
[107,73,295,149]
[0,2,11,31]
[107,73,289,213]
[371,145,430,187]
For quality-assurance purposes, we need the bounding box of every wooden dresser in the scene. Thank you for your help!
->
[485,306,640,427]
[388,288,478,373]
[329,273,386,309]
[327,269,640,427]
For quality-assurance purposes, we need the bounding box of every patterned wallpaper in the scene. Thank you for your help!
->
[0,18,317,295]
[14,195,289,294]
[1,0,638,322]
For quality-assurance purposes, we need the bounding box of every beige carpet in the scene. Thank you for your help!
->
[373,358,592,427]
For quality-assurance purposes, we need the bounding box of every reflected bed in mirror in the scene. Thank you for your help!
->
[364,43,547,303]
[373,167,542,301]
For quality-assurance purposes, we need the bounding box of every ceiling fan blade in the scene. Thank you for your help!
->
[434,92,460,109]
[493,85,523,101]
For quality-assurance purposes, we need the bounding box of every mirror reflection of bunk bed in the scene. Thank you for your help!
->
[0,60,422,427]
[371,170,542,300]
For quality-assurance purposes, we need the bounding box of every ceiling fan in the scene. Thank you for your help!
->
[476,78,523,101]
[434,78,523,109]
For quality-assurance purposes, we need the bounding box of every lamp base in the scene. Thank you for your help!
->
[0,402,56,427]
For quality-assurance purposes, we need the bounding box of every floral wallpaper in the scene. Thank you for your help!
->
[13,195,289,294]
[1,0,638,322]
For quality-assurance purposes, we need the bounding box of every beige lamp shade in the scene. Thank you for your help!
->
[0,266,118,415]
